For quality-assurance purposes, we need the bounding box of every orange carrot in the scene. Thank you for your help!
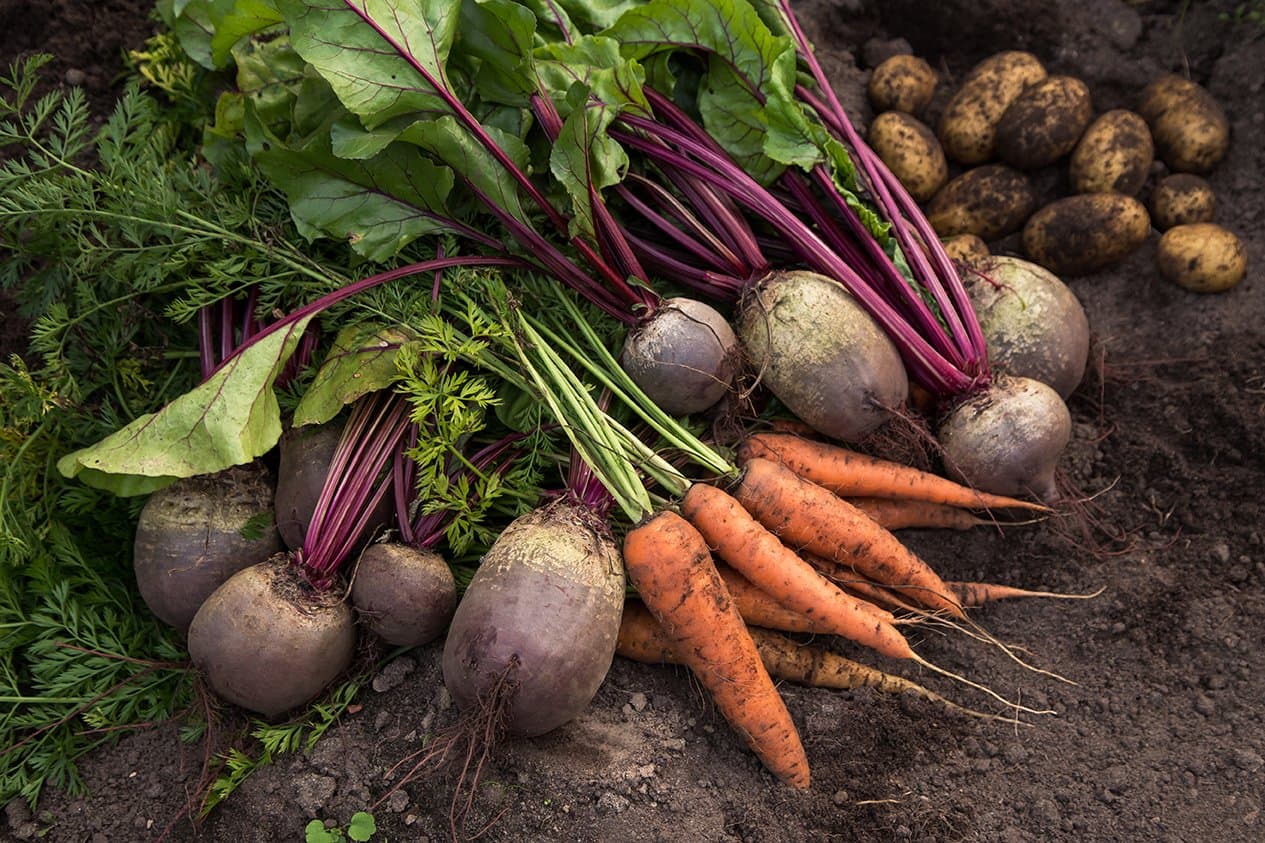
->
[846,497,990,531]
[732,458,964,618]
[716,565,851,634]
[739,432,1049,512]
[804,553,923,613]
[622,510,810,789]
[949,581,1106,608]
[682,483,913,659]
[618,602,1003,720]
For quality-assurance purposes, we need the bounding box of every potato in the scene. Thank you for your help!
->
[1069,109,1154,195]
[867,111,948,202]
[996,76,1093,170]
[868,54,938,116]
[1156,223,1246,293]
[1021,194,1150,276]
[1136,74,1229,173]
[941,233,990,264]
[938,51,1046,165]
[926,164,1036,241]
[1149,173,1215,230]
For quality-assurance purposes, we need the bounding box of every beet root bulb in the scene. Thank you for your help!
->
[620,297,739,416]
[441,501,625,738]
[937,376,1071,502]
[351,543,456,647]
[187,557,356,718]
[133,463,281,632]
[738,271,909,442]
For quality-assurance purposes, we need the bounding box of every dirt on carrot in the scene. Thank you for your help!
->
[622,510,811,789]
[739,432,1050,512]
[681,482,911,658]
[732,458,965,618]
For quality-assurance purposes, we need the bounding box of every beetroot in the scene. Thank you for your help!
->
[738,271,909,442]
[187,557,356,718]
[620,297,739,415]
[351,543,456,647]
[937,375,1071,502]
[275,420,392,551]
[132,463,281,632]
[442,501,625,737]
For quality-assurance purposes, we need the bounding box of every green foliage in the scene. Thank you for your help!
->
[305,811,377,842]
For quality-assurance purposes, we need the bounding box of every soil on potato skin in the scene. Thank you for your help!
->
[6,1,1265,841]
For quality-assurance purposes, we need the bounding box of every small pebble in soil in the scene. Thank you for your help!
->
[1204,674,1229,690]
[629,691,648,712]
[1195,694,1216,716]
[64,68,86,86]
[1232,748,1263,772]
[662,737,686,752]
[832,790,850,806]
[1212,543,1231,563]
[371,656,415,693]
[292,773,338,816]
[386,789,409,813]
[597,792,630,814]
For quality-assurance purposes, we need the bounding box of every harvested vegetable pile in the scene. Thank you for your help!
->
[4,1,1263,841]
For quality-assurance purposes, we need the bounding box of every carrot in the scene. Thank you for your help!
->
[804,552,925,614]
[622,510,810,789]
[845,497,990,531]
[739,432,1050,512]
[617,602,1010,721]
[949,581,1106,608]
[715,565,854,635]
[682,483,912,658]
[732,458,965,618]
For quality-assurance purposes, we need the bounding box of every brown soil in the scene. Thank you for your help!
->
[5,1,1265,842]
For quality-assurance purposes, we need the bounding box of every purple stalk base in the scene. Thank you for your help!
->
[198,289,317,387]
[611,116,973,395]
[298,390,412,590]
[776,0,989,385]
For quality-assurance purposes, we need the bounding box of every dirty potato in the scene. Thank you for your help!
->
[1137,74,1229,173]
[938,51,1047,165]
[1156,223,1246,292]
[996,76,1094,170]
[868,111,948,201]
[1069,109,1154,195]
[1021,194,1150,276]
[940,233,990,264]
[1149,174,1215,230]
[868,54,938,116]
[927,164,1036,241]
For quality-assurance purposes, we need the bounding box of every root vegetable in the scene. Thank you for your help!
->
[681,482,912,658]
[351,543,456,647]
[867,54,937,116]
[1156,223,1247,293]
[1149,174,1216,230]
[441,501,625,738]
[937,375,1071,502]
[275,420,392,551]
[1069,110,1153,196]
[132,463,281,632]
[737,271,908,442]
[187,557,356,718]
[623,510,810,788]
[737,432,1049,512]
[620,297,739,415]
[963,256,1089,399]
[732,457,964,618]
